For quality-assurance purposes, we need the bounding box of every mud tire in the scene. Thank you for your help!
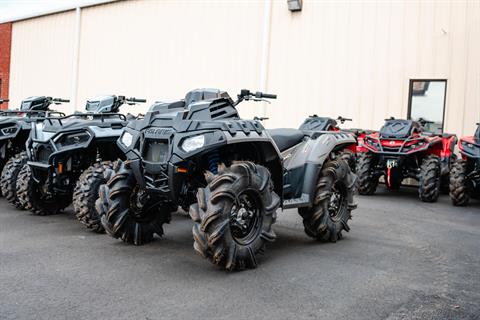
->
[99,160,172,245]
[418,155,441,202]
[356,153,378,195]
[298,158,357,242]
[73,161,115,233]
[449,159,470,206]
[190,162,280,271]
[1,152,28,209]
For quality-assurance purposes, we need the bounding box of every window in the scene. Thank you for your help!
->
[408,79,447,133]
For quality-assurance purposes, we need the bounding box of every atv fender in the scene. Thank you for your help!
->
[283,132,356,208]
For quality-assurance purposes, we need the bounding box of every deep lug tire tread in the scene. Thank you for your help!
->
[73,161,115,233]
[418,155,442,203]
[298,158,357,242]
[98,160,171,245]
[16,164,71,215]
[449,159,470,206]
[356,153,378,195]
[190,161,280,271]
[1,152,28,209]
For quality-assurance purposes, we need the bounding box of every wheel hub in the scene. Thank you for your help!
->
[229,190,262,245]
[328,184,347,221]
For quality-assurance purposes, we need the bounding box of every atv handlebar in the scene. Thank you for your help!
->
[255,92,277,99]
[53,98,70,103]
[337,116,352,124]
[254,116,269,121]
[127,97,146,103]
[234,89,277,106]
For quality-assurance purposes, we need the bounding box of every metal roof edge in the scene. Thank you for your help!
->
[0,0,119,24]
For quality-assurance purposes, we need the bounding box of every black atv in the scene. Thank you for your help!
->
[449,123,480,205]
[298,115,364,170]
[0,96,67,207]
[97,88,357,271]
[16,95,145,233]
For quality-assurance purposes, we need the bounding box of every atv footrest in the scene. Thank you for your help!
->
[283,193,310,209]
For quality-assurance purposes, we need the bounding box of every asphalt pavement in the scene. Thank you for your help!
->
[1,186,480,320]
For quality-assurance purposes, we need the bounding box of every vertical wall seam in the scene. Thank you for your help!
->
[444,0,454,131]
[259,0,272,118]
[461,0,470,136]
[70,7,81,112]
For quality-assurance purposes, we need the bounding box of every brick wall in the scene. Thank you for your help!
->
[0,23,12,110]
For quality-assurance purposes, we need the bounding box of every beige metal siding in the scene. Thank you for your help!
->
[266,0,480,135]
[9,11,76,114]
[75,0,266,118]
[8,0,480,135]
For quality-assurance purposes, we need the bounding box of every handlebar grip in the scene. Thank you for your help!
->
[54,98,70,103]
[261,93,277,99]
[0,99,9,103]
[130,98,147,103]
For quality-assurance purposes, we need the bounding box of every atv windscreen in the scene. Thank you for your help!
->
[85,96,115,113]
[20,96,48,111]
[379,120,420,139]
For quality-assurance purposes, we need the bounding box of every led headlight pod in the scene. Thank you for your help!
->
[1,126,17,136]
[181,135,205,153]
[121,131,133,147]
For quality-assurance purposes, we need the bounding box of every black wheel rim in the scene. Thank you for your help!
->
[328,182,347,222]
[130,187,157,223]
[229,189,263,245]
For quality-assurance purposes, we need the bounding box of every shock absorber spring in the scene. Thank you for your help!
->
[207,151,220,175]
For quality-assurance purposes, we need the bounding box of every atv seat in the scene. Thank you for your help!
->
[380,120,421,139]
[268,128,304,151]
[442,133,456,138]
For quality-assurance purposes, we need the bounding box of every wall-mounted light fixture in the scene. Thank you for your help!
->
[287,0,302,12]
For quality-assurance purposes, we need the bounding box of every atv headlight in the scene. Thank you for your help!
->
[55,131,91,149]
[1,126,17,136]
[181,135,205,153]
[120,131,133,147]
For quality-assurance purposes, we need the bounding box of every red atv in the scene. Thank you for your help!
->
[449,123,480,206]
[357,118,457,202]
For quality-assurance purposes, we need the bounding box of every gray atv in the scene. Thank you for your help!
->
[98,88,357,271]
[0,96,67,208]
[16,95,145,233]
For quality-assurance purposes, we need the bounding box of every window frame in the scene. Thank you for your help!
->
[407,79,447,133]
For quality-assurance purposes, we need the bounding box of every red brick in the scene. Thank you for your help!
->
[0,22,12,110]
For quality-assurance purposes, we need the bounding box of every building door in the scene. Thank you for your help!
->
[407,80,447,133]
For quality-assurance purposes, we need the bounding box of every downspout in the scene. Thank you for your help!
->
[70,7,81,112]
[259,0,273,119]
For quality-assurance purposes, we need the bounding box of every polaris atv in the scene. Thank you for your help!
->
[298,115,373,171]
[357,117,456,202]
[449,123,480,206]
[16,95,145,232]
[97,88,357,271]
[0,96,67,207]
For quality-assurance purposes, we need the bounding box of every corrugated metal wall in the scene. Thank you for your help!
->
[267,0,480,135]
[9,11,76,114]
[8,0,480,135]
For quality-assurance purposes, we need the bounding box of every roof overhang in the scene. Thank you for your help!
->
[0,0,119,24]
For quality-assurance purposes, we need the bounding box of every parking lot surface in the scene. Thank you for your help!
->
[1,186,480,320]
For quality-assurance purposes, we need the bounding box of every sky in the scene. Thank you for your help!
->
[0,0,105,22]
